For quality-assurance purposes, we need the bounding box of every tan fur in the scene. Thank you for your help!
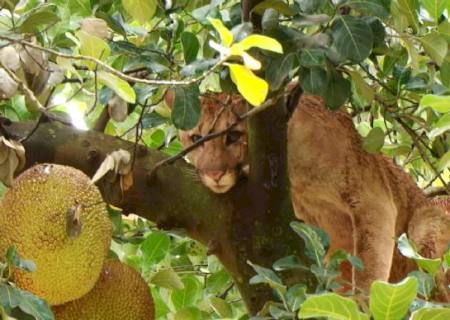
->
[176,93,248,193]
[287,95,450,291]
[175,92,450,293]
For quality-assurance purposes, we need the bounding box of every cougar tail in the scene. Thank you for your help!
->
[408,199,450,301]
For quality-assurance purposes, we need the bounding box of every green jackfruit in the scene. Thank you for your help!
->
[53,260,155,320]
[0,163,112,305]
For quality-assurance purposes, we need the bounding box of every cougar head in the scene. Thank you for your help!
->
[167,92,248,193]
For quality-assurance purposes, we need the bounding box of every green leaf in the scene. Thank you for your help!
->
[345,0,390,18]
[206,269,231,294]
[171,276,201,310]
[392,0,420,32]
[77,30,110,70]
[363,127,385,154]
[348,70,375,103]
[397,234,442,275]
[181,32,200,64]
[228,63,269,107]
[300,67,327,95]
[18,10,60,33]
[253,0,297,16]
[97,71,136,103]
[0,284,21,309]
[437,21,450,43]
[438,149,450,171]
[0,285,53,320]
[122,0,157,24]
[266,52,299,90]
[369,277,417,320]
[409,270,435,298]
[298,0,326,13]
[324,73,351,110]
[14,289,54,320]
[174,307,202,320]
[421,0,447,22]
[411,308,450,320]
[286,284,307,312]
[299,49,326,68]
[429,113,450,138]
[171,85,201,130]
[298,293,368,320]
[273,255,305,271]
[330,16,374,62]
[290,222,327,265]
[140,232,171,265]
[5,246,36,272]
[248,261,286,293]
[440,60,450,89]
[150,268,184,290]
[209,297,232,318]
[419,32,448,66]
[420,94,450,113]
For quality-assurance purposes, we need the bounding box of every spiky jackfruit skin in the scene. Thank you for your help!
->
[53,260,155,320]
[0,164,112,305]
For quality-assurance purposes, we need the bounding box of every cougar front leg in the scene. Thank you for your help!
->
[351,203,397,291]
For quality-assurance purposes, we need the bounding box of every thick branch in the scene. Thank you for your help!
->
[4,120,310,313]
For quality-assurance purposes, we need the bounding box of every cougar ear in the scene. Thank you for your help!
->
[164,89,175,109]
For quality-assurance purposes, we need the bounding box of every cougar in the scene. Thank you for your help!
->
[166,90,450,294]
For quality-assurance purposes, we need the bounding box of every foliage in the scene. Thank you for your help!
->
[248,223,450,320]
[108,208,248,319]
[0,0,449,319]
[0,247,53,320]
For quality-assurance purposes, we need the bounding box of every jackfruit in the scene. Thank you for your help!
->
[53,260,155,320]
[0,163,112,305]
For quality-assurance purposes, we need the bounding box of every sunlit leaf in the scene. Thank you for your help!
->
[397,234,442,275]
[420,94,450,113]
[421,0,447,22]
[253,0,297,16]
[237,34,283,53]
[151,268,184,290]
[363,127,384,154]
[370,277,418,320]
[97,71,136,103]
[411,308,450,320]
[348,69,375,103]
[419,32,448,66]
[208,18,233,47]
[299,293,368,320]
[171,276,202,310]
[209,297,232,318]
[122,0,157,24]
[228,63,268,107]
[77,30,110,70]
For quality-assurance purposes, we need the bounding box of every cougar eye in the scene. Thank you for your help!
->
[226,130,242,146]
[191,134,202,143]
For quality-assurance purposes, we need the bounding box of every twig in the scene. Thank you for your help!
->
[0,35,226,86]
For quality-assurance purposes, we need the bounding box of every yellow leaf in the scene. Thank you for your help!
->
[228,63,268,107]
[208,18,233,47]
[237,34,283,53]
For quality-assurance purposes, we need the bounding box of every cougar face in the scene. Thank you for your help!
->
[177,93,248,193]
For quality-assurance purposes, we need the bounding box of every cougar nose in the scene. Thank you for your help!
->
[207,170,225,182]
